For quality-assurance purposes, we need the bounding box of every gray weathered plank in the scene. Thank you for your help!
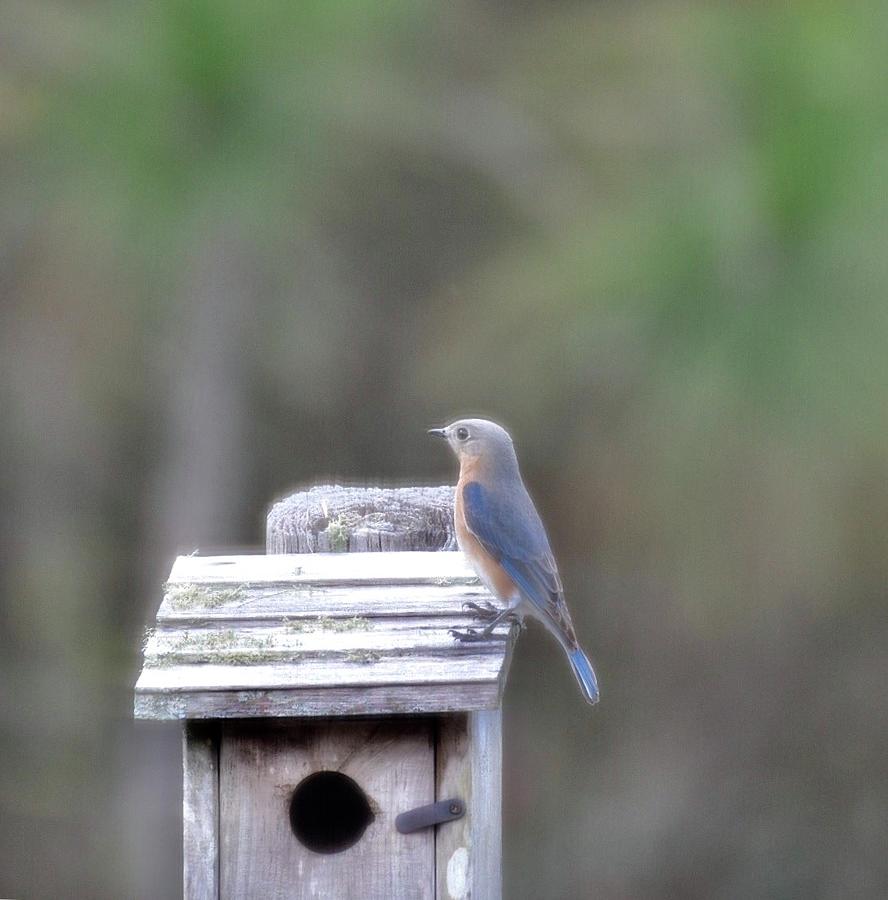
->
[183,721,219,900]
[137,654,504,691]
[220,718,435,899]
[137,681,504,720]
[142,619,509,672]
[436,711,503,900]
[157,583,489,625]
[267,484,456,553]
[167,550,476,587]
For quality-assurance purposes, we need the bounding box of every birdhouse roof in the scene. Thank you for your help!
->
[134,552,516,719]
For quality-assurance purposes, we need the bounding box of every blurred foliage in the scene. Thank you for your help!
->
[2,1,887,898]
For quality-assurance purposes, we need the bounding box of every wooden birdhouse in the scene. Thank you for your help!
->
[134,486,515,900]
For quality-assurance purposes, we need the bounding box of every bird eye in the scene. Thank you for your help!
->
[456,427,469,441]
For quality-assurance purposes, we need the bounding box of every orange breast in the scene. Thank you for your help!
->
[455,475,518,600]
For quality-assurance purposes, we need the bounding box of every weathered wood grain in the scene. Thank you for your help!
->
[266,484,456,553]
[138,654,504,691]
[436,711,503,900]
[141,618,508,677]
[157,583,489,625]
[135,552,516,720]
[137,682,504,721]
[219,719,435,899]
[183,721,219,900]
[167,550,477,586]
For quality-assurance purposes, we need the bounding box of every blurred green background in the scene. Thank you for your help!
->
[2,1,887,897]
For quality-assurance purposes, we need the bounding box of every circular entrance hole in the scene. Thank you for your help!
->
[289,771,374,854]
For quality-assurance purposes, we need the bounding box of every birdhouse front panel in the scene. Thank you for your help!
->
[220,718,435,900]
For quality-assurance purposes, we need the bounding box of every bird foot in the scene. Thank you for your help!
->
[449,627,511,643]
[462,600,502,621]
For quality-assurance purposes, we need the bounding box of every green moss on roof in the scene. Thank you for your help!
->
[284,615,371,632]
[146,628,277,666]
[346,649,382,664]
[164,583,245,610]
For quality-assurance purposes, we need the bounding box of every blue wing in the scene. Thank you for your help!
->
[462,480,578,648]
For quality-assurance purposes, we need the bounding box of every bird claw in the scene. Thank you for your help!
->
[462,600,502,621]
[449,627,486,642]
[449,626,513,643]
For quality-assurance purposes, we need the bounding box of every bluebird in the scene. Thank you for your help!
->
[429,418,599,705]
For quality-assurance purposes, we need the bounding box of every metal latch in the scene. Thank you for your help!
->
[395,798,465,834]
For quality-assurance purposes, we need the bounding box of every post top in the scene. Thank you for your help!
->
[135,551,516,720]
[266,484,456,553]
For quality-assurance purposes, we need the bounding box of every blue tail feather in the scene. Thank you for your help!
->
[569,648,600,705]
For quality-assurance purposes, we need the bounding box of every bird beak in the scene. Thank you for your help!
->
[427,427,448,439]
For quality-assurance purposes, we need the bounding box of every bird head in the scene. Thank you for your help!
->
[428,418,516,466]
